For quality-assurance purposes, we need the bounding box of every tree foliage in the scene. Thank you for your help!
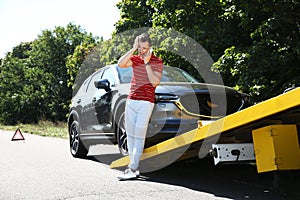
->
[213,0,300,103]
[0,23,99,124]
[115,0,154,33]
[66,41,103,96]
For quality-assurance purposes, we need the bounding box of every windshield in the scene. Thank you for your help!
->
[117,66,199,83]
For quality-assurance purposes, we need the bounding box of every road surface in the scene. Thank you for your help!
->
[0,130,298,199]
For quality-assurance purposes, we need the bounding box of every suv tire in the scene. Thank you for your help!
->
[69,120,88,158]
[116,111,129,156]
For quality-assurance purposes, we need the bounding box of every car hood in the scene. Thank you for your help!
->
[156,82,244,97]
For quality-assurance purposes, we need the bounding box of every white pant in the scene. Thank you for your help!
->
[125,99,154,170]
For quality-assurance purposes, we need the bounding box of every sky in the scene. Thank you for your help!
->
[0,0,121,58]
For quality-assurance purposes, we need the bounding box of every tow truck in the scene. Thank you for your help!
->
[111,87,300,189]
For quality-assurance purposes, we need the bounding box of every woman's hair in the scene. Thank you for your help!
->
[138,33,151,46]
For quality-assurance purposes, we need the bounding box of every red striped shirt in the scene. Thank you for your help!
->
[128,55,163,103]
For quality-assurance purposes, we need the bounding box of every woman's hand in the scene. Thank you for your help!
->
[118,36,139,68]
[132,36,139,51]
[144,47,153,63]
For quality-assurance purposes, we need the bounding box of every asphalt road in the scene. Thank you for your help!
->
[0,130,299,200]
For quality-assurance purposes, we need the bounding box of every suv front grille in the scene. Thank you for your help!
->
[179,93,243,118]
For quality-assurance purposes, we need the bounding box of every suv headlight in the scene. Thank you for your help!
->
[155,94,178,101]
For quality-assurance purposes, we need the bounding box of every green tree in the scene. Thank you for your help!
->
[29,23,98,121]
[0,43,50,124]
[115,0,154,33]
[213,0,300,104]
[66,41,103,96]
[0,23,99,124]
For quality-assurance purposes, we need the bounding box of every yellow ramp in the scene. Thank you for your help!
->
[111,87,300,169]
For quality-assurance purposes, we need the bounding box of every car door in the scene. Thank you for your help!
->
[81,70,104,131]
[93,67,118,132]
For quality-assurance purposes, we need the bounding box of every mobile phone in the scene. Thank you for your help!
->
[149,47,153,54]
[147,47,153,56]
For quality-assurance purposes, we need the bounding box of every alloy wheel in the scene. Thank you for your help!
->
[117,112,128,156]
[70,121,80,155]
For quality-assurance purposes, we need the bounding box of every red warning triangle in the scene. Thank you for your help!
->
[11,128,25,141]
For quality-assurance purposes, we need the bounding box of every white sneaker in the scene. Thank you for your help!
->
[135,169,140,177]
[118,168,139,181]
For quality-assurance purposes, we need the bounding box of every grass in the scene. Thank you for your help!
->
[0,120,69,139]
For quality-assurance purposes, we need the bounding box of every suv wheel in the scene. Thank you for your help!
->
[116,111,128,156]
[69,120,88,158]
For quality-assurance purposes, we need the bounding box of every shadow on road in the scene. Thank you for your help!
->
[142,158,300,200]
[85,145,300,200]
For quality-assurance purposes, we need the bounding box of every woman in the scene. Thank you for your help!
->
[117,33,163,180]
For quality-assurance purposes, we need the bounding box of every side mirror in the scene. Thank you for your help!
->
[94,79,111,92]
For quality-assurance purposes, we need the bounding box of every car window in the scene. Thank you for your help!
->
[82,77,91,92]
[101,67,117,86]
[86,70,103,95]
[161,67,199,83]
[117,67,133,83]
[116,66,199,83]
[74,77,90,97]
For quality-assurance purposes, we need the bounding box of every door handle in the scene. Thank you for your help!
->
[92,97,96,103]
[77,99,81,104]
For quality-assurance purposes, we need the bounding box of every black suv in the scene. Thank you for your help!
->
[68,64,248,158]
